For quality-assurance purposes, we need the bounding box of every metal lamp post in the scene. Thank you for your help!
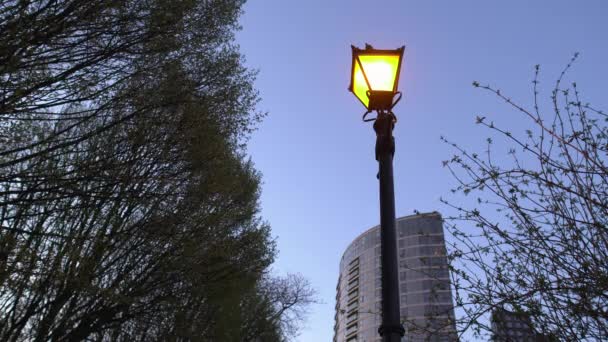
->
[348,44,405,342]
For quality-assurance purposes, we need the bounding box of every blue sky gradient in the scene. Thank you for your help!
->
[236,1,608,340]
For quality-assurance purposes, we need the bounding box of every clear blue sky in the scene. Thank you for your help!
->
[236,1,608,340]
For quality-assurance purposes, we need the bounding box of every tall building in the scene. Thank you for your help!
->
[491,308,555,342]
[333,212,457,342]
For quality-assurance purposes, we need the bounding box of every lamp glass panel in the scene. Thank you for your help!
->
[352,59,370,108]
[358,54,400,91]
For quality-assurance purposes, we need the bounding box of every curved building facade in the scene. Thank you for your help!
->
[333,212,457,342]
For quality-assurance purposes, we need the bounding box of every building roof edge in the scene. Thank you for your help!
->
[339,211,442,263]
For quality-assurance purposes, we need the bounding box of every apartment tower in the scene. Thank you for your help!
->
[333,212,457,342]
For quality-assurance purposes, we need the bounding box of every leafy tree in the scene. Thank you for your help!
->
[443,54,608,340]
[0,0,314,340]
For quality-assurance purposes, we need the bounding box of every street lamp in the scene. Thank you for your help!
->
[349,44,404,115]
[349,44,405,342]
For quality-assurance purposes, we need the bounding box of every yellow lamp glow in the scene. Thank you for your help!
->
[349,45,405,111]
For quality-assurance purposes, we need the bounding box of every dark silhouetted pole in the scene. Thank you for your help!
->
[374,111,405,342]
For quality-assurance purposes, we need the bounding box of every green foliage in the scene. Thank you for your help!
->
[0,0,312,340]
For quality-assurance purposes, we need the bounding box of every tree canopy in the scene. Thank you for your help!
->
[0,0,313,340]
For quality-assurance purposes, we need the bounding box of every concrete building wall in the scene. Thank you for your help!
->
[491,308,554,342]
[333,212,457,342]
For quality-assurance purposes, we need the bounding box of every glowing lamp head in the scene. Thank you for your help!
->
[349,44,405,111]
